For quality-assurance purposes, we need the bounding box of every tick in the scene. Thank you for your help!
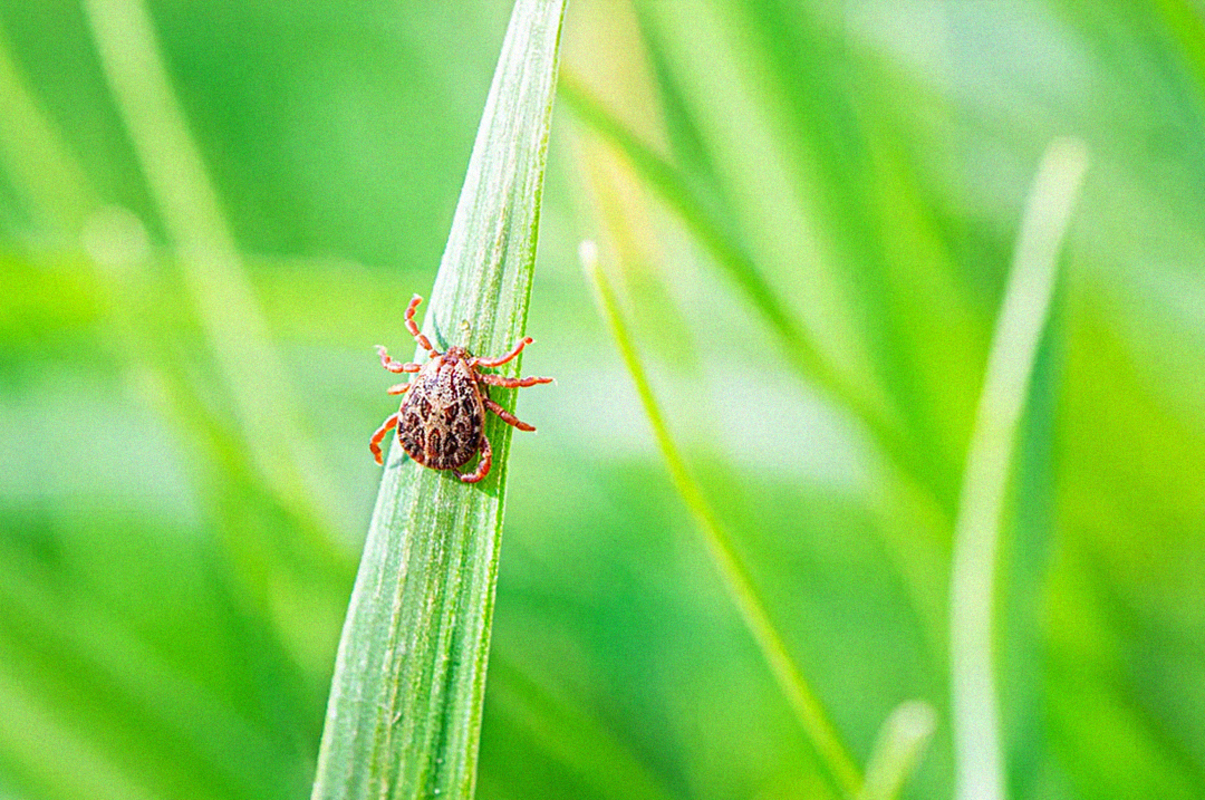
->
[370,294,552,483]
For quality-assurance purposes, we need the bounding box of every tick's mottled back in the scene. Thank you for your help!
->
[397,350,484,469]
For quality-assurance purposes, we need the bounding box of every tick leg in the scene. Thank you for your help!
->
[385,382,411,395]
[458,433,492,483]
[473,336,533,368]
[483,398,535,431]
[404,294,438,357]
[370,412,400,465]
[480,373,552,389]
[376,345,422,374]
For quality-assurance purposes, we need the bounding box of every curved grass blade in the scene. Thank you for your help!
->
[582,240,862,799]
[949,138,1088,800]
[858,701,937,800]
[310,1,567,798]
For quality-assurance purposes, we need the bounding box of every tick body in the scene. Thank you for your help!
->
[370,295,551,483]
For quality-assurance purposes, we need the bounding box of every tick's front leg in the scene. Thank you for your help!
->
[403,295,437,357]
[458,434,493,483]
[376,345,422,374]
[369,412,400,465]
[473,336,533,368]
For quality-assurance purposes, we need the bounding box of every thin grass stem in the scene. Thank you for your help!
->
[582,240,862,799]
[948,138,1088,800]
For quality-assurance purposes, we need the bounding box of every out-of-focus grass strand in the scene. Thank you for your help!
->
[583,239,862,799]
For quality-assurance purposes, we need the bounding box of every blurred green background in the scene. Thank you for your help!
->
[1,1,1203,799]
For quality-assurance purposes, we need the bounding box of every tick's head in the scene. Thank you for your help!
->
[442,346,469,363]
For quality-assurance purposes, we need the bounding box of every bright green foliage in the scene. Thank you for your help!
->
[1,2,1204,800]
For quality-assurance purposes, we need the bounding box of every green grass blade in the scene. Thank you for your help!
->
[858,701,937,800]
[310,1,567,798]
[558,75,952,515]
[948,138,1088,800]
[997,287,1065,797]
[558,76,855,407]
[0,22,95,234]
[582,241,862,799]
[81,0,344,553]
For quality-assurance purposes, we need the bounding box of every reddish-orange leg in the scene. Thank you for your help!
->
[369,412,400,465]
[404,294,438,357]
[386,383,411,395]
[483,398,535,431]
[480,374,552,389]
[376,345,421,374]
[472,336,532,368]
[458,432,492,483]
[377,294,439,372]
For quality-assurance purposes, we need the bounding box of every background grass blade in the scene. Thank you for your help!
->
[81,0,343,550]
[949,138,1088,800]
[558,74,947,586]
[558,76,898,449]
[858,701,937,800]
[0,22,94,235]
[310,1,567,798]
[582,240,862,799]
